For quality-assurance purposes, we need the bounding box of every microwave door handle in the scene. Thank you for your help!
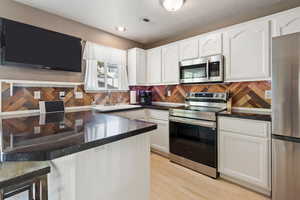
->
[206,60,209,79]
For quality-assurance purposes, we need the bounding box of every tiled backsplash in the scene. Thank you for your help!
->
[1,82,129,112]
[131,81,271,109]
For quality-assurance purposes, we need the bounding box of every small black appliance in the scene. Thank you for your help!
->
[139,90,152,105]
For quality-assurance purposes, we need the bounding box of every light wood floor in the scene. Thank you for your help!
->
[151,153,270,200]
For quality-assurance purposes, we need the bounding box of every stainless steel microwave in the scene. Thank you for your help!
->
[179,55,224,84]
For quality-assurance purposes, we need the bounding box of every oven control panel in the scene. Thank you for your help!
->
[187,92,228,101]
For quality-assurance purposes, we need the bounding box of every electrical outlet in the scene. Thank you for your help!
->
[59,91,65,99]
[34,91,41,100]
[167,90,172,97]
[75,119,83,126]
[34,126,40,134]
[265,90,272,99]
[75,92,83,99]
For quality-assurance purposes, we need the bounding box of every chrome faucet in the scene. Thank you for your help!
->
[104,91,115,106]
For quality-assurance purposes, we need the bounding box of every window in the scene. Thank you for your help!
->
[96,61,120,90]
[83,41,128,92]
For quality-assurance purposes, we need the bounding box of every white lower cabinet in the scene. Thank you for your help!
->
[148,118,169,153]
[47,134,150,200]
[218,117,271,195]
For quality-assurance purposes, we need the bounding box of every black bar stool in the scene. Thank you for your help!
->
[0,167,50,200]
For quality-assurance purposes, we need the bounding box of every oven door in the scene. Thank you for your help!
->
[169,116,217,168]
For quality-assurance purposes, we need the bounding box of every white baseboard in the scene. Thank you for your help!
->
[220,173,271,197]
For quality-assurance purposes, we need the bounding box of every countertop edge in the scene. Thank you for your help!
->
[217,112,271,122]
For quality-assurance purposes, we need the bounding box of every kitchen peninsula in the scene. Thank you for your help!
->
[0,110,156,200]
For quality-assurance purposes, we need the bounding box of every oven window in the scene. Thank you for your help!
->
[169,121,217,168]
[209,61,220,77]
[180,63,207,80]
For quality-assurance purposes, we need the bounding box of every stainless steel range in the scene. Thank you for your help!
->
[169,92,228,178]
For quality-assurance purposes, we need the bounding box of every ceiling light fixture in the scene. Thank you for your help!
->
[160,0,186,12]
[116,26,126,32]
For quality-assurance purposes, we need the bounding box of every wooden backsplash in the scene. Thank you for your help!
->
[131,81,271,109]
[1,81,271,112]
[1,83,129,112]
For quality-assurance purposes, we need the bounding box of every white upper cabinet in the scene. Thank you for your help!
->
[147,47,162,85]
[162,43,180,84]
[128,48,147,86]
[199,33,222,57]
[223,21,271,82]
[273,8,300,37]
[179,37,199,61]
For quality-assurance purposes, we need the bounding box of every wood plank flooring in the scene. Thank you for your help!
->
[151,153,270,200]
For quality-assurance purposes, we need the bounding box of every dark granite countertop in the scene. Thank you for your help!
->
[94,104,182,113]
[0,110,157,162]
[218,111,271,121]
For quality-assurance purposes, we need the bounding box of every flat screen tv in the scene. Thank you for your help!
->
[0,18,82,72]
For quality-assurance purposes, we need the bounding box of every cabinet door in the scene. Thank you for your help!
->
[147,47,162,84]
[199,33,222,57]
[219,131,270,190]
[224,21,270,81]
[162,43,179,84]
[179,38,199,61]
[127,48,137,86]
[273,8,300,37]
[149,118,169,153]
[128,48,147,86]
[136,49,147,85]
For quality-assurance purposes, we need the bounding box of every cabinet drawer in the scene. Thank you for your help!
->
[112,109,146,120]
[218,117,270,138]
[146,109,169,121]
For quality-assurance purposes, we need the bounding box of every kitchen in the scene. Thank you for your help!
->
[0,0,300,200]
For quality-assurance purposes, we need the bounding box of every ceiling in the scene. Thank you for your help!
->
[14,0,300,45]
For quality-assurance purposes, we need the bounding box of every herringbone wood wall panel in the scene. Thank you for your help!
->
[131,81,271,109]
[1,82,129,112]
[1,81,271,112]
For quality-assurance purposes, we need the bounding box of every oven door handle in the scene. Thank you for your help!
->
[169,116,216,128]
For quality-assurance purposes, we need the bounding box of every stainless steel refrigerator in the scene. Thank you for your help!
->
[272,33,300,200]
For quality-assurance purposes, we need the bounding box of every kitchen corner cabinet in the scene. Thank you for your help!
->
[218,117,271,195]
[147,47,162,85]
[199,33,222,57]
[111,109,170,155]
[273,9,300,37]
[127,48,147,86]
[223,21,271,82]
[146,109,169,154]
[179,37,199,61]
[162,43,180,84]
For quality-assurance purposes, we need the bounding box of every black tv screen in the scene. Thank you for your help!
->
[0,18,82,72]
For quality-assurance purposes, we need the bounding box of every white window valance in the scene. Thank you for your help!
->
[83,41,128,91]
[83,41,126,66]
